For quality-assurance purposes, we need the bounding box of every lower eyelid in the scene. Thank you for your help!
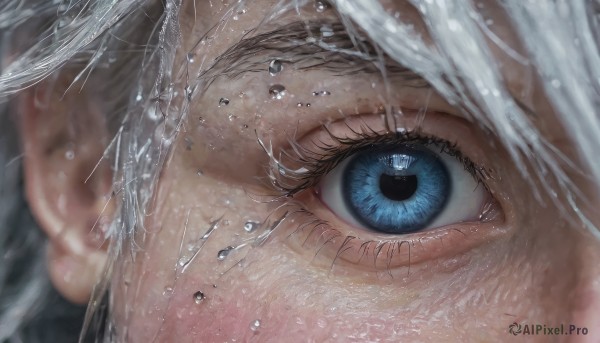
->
[287,191,508,273]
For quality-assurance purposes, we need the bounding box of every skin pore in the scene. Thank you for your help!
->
[22,0,600,342]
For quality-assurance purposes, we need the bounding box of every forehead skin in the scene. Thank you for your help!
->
[108,1,600,342]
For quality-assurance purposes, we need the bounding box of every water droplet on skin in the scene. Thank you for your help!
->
[65,150,75,160]
[244,221,260,233]
[187,53,195,63]
[312,90,330,96]
[297,103,303,107]
[184,137,194,151]
[314,0,330,12]
[249,319,261,332]
[185,85,194,100]
[306,103,311,107]
[320,24,334,38]
[551,79,561,88]
[268,59,283,76]
[197,169,203,176]
[228,113,237,121]
[217,246,235,260]
[163,287,174,296]
[193,291,205,304]
[269,84,287,100]
[219,97,230,106]
[485,19,494,26]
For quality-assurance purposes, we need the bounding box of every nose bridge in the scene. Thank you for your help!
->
[566,232,600,342]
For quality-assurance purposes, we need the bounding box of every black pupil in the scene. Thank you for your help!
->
[379,174,418,201]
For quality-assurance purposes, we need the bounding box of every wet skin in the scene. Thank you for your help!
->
[111,1,600,342]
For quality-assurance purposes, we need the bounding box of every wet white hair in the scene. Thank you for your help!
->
[0,0,598,341]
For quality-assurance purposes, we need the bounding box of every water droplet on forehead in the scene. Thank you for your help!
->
[268,59,283,76]
[217,246,235,260]
[249,319,261,332]
[244,221,260,233]
[314,0,330,12]
[312,90,331,96]
[269,85,287,100]
[219,97,230,106]
[193,291,206,304]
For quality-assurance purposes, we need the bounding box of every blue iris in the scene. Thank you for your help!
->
[342,145,450,234]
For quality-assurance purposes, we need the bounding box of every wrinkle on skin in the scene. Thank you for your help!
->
[110,1,600,342]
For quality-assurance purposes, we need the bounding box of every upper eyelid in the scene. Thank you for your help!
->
[269,118,490,197]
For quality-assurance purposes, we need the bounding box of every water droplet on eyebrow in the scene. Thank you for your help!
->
[193,291,206,304]
[249,319,261,332]
[217,246,235,260]
[314,0,330,12]
[320,24,334,37]
[268,59,283,76]
[269,84,287,100]
[244,220,260,233]
[219,97,230,106]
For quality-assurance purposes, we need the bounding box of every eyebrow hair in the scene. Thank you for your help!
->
[196,20,430,90]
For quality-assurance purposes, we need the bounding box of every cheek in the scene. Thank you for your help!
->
[111,144,586,343]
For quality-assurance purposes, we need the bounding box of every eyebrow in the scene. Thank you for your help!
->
[197,20,430,90]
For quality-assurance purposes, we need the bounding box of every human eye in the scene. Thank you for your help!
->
[266,111,506,273]
[319,132,487,234]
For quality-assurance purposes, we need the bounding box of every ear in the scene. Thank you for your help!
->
[19,78,113,304]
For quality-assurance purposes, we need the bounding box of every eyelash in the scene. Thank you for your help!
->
[265,124,491,198]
